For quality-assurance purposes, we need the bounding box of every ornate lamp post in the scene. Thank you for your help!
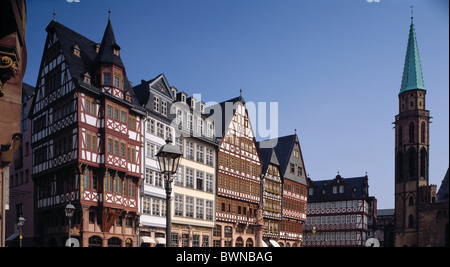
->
[17,216,25,247]
[156,139,182,247]
[65,202,75,247]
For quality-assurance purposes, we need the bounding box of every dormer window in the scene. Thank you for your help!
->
[200,104,204,113]
[113,48,120,56]
[95,43,101,53]
[191,98,195,108]
[181,95,186,103]
[73,44,81,57]
[83,72,91,84]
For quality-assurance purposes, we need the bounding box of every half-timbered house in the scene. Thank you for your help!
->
[28,18,145,247]
[259,133,309,247]
[256,146,283,247]
[304,174,377,247]
[207,94,263,247]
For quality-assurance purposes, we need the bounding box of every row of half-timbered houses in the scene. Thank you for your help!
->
[22,17,315,247]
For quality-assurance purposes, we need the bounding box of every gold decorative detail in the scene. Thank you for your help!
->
[0,50,19,96]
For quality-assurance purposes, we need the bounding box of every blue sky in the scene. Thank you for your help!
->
[24,0,448,209]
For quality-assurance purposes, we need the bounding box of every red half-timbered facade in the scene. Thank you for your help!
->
[29,18,145,247]
[259,133,308,247]
[208,95,263,247]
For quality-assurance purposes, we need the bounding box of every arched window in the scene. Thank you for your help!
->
[235,237,244,247]
[89,236,102,247]
[409,196,414,206]
[420,148,427,179]
[108,237,122,247]
[408,148,416,180]
[409,122,414,143]
[421,122,426,143]
[396,152,404,182]
[245,238,254,247]
[398,126,403,146]
[408,215,414,228]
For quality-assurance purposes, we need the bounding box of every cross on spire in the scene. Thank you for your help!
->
[108,8,111,21]
[53,9,56,21]
[410,5,414,23]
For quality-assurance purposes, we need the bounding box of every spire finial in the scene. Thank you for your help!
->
[108,8,111,21]
[295,128,297,135]
[410,5,414,23]
[240,88,242,97]
[53,9,56,21]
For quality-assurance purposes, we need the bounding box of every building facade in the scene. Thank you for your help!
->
[0,0,27,247]
[304,174,377,247]
[209,95,263,247]
[257,147,283,247]
[28,18,145,247]
[133,74,175,246]
[5,83,34,247]
[170,90,217,247]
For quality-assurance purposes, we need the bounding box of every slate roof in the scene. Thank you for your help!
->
[94,19,125,69]
[400,20,426,94]
[437,168,449,203]
[22,82,35,98]
[41,20,143,112]
[256,145,280,176]
[307,174,370,202]
[258,134,307,186]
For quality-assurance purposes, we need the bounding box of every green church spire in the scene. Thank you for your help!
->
[399,17,425,94]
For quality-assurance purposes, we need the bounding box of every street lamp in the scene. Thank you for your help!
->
[156,139,182,247]
[65,202,75,247]
[17,216,25,247]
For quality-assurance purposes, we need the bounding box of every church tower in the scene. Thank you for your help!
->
[393,15,431,247]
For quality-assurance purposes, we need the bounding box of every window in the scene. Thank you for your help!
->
[196,171,204,190]
[206,148,214,166]
[298,167,303,177]
[107,105,113,118]
[186,168,194,188]
[157,123,164,138]
[175,194,183,216]
[154,172,162,187]
[114,108,119,121]
[290,163,295,174]
[175,165,183,186]
[143,197,151,215]
[103,72,111,85]
[153,96,159,112]
[147,119,155,134]
[206,201,213,221]
[196,144,204,163]
[145,169,153,185]
[162,101,167,115]
[128,116,136,131]
[108,138,113,153]
[84,169,90,190]
[196,198,204,219]
[114,76,120,87]
[186,141,194,160]
[185,196,194,218]
[120,110,126,123]
[152,199,160,216]
[206,174,214,193]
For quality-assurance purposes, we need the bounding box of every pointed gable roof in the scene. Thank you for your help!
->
[94,19,124,69]
[258,134,308,186]
[399,20,425,94]
[45,20,98,84]
[256,144,280,176]
[206,94,245,140]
